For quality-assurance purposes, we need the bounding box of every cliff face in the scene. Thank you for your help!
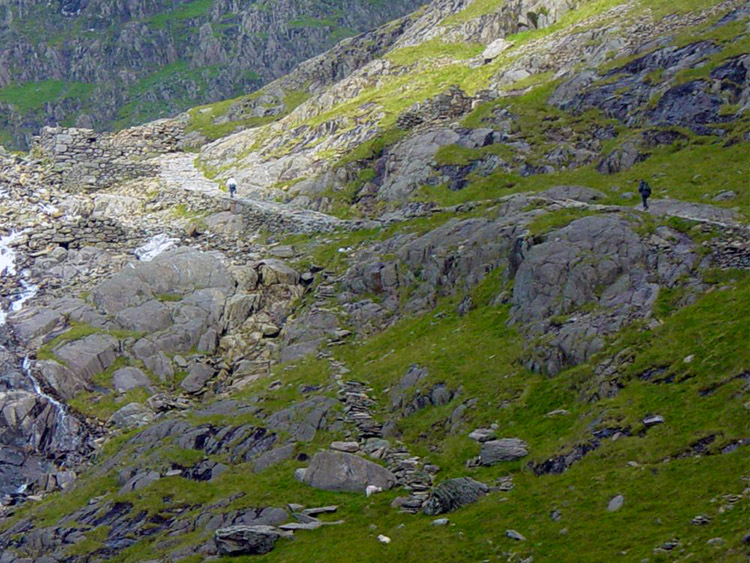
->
[0,0,424,148]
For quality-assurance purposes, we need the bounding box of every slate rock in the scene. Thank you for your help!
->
[254,444,295,473]
[330,441,359,453]
[109,403,154,429]
[468,428,496,443]
[112,367,151,392]
[54,334,119,381]
[214,525,281,556]
[423,477,489,515]
[297,451,396,493]
[480,438,529,465]
[181,362,215,394]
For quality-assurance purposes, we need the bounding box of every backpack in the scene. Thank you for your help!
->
[638,181,651,197]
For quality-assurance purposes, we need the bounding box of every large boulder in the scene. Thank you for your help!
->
[112,367,151,392]
[480,438,529,465]
[180,362,215,394]
[54,334,119,381]
[297,451,396,493]
[214,525,282,555]
[423,477,489,515]
[36,360,90,400]
[114,300,172,332]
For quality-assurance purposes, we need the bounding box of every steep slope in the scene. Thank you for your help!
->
[0,0,748,561]
[0,0,424,149]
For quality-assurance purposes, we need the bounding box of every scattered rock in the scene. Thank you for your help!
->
[432,518,449,526]
[468,428,496,442]
[330,441,359,453]
[377,534,391,544]
[506,529,527,541]
[608,494,625,512]
[643,415,664,427]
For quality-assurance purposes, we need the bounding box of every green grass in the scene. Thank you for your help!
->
[0,80,95,113]
[186,88,311,142]
[440,0,503,26]
[148,0,214,28]
[10,270,749,561]
[386,39,484,66]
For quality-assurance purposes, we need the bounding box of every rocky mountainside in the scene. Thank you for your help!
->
[0,0,424,149]
[0,0,748,561]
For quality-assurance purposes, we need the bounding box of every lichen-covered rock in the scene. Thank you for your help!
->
[423,477,489,515]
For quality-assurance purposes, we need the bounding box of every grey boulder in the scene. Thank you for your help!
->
[423,477,489,515]
[54,334,119,381]
[480,438,529,465]
[180,362,215,394]
[112,367,151,392]
[297,451,396,493]
[109,402,154,429]
[214,525,282,555]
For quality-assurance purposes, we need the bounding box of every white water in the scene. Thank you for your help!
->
[0,230,67,449]
[0,231,39,325]
[135,233,178,261]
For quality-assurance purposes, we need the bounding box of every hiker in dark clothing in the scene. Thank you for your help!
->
[227,177,237,199]
[638,180,652,210]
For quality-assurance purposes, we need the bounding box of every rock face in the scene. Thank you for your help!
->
[423,477,489,515]
[297,451,396,493]
[214,525,281,555]
[0,0,424,149]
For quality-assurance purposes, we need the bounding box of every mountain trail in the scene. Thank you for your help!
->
[158,152,345,234]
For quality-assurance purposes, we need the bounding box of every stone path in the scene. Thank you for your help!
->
[326,357,434,514]
[158,153,345,234]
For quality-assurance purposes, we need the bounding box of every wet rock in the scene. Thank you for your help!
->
[297,451,396,493]
[214,525,282,556]
[480,438,529,465]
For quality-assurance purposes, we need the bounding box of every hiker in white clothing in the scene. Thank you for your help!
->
[227,177,237,198]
